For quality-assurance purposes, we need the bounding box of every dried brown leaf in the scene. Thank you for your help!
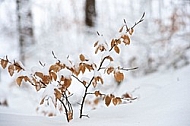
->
[23,76,30,82]
[1,59,8,69]
[40,97,45,105]
[79,54,85,61]
[112,98,117,105]
[35,72,44,79]
[105,95,112,106]
[122,35,130,45]
[111,39,115,48]
[112,97,122,105]
[50,72,57,81]
[129,28,134,35]
[92,81,97,88]
[105,56,113,61]
[16,76,23,86]
[49,64,60,73]
[35,83,41,91]
[68,111,73,121]
[42,75,51,84]
[79,64,85,74]
[99,77,104,84]
[63,78,72,89]
[54,89,62,99]
[14,62,23,72]
[115,39,121,44]
[8,64,14,76]
[107,67,114,74]
[114,46,120,54]
[122,92,132,99]
[82,80,87,86]
[114,71,124,82]
[95,91,101,97]
[85,64,94,71]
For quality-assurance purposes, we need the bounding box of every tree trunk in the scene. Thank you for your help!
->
[16,0,34,64]
[85,0,96,27]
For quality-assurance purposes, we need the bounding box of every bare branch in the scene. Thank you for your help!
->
[130,12,145,30]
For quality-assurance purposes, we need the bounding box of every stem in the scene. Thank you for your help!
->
[79,76,94,118]
[79,87,88,118]
[59,99,69,122]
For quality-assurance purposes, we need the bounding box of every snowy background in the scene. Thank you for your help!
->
[0,0,190,125]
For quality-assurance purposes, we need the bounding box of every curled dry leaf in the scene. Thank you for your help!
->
[129,28,134,35]
[114,71,124,82]
[79,54,85,62]
[40,97,45,105]
[122,92,132,99]
[92,81,97,88]
[85,64,94,72]
[82,80,87,86]
[68,111,73,121]
[1,59,8,69]
[16,76,23,86]
[16,76,30,86]
[35,83,41,91]
[63,78,72,89]
[95,45,106,54]
[111,39,115,48]
[8,64,14,76]
[54,89,62,99]
[106,67,114,74]
[115,39,121,45]
[42,75,51,84]
[35,72,44,79]
[49,72,57,81]
[105,56,113,61]
[105,95,112,106]
[114,46,120,54]
[49,64,60,73]
[121,34,130,45]
[14,62,23,72]
[112,97,122,106]
[94,91,101,97]
[95,76,104,84]
[79,64,85,74]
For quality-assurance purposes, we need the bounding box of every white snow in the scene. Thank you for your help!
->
[0,65,190,126]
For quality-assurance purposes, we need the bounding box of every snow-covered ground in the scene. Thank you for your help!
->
[0,64,190,126]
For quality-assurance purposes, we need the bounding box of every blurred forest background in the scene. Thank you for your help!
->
[0,0,190,107]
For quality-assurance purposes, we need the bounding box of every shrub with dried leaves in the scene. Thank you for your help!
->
[0,12,145,122]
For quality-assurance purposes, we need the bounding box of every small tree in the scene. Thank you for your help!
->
[0,12,145,122]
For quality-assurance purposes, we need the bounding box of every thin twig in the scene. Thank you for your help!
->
[120,67,138,71]
[72,75,86,88]
[86,92,106,96]
[130,12,145,30]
